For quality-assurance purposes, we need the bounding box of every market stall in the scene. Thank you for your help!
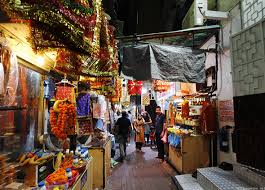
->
[162,91,217,174]
[0,0,119,189]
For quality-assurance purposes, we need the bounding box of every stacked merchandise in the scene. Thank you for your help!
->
[167,95,216,140]
[0,154,18,188]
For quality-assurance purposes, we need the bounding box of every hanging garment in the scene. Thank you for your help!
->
[44,77,56,100]
[93,95,107,119]
[0,61,4,97]
[98,95,107,119]
[92,102,101,119]
[95,119,104,131]
[76,93,90,117]
[200,101,217,134]
[55,86,75,102]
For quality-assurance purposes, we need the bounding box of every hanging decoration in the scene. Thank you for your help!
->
[108,77,122,102]
[0,0,98,55]
[55,49,82,74]
[128,80,143,95]
[153,80,171,92]
[50,101,76,140]
[142,93,150,106]
[80,76,115,95]
[0,0,120,77]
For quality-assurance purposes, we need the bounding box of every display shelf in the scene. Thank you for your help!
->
[175,120,199,127]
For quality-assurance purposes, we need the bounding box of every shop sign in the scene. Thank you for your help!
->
[157,82,176,101]
[219,100,234,122]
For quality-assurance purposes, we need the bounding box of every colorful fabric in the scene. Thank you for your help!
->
[92,103,101,118]
[92,95,106,119]
[76,93,90,117]
[55,86,75,102]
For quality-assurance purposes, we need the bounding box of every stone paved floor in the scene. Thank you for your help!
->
[106,143,178,190]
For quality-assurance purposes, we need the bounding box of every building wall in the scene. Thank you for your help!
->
[217,0,240,12]
[241,0,265,29]
[182,0,265,166]
[214,0,265,165]
[200,3,242,164]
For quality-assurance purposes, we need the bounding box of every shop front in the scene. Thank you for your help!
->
[0,0,119,189]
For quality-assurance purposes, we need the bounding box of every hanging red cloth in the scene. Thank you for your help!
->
[128,80,142,95]
[200,101,217,134]
[55,86,75,103]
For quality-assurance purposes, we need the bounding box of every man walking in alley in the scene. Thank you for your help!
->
[115,111,131,162]
[155,106,166,161]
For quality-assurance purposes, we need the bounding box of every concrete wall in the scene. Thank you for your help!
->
[241,0,265,29]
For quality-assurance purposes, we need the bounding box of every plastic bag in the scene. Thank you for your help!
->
[4,52,18,106]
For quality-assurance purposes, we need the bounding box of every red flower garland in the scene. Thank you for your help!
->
[50,102,77,140]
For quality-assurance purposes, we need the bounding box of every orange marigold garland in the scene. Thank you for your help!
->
[50,102,77,140]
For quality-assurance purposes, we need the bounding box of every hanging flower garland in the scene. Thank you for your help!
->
[50,102,76,140]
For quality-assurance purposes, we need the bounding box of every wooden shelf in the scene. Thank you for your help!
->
[175,121,199,127]
[0,106,26,111]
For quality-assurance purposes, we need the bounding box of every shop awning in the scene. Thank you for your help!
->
[119,25,220,83]
[121,43,206,83]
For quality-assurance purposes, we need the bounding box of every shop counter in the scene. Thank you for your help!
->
[168,134,209,174]
[88,137,111,189]
[8,157,93,190]
[71,157,93,190]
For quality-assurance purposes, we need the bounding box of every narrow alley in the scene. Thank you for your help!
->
[106,144,177,190]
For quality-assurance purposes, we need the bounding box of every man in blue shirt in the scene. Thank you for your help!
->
[155,106,166,161]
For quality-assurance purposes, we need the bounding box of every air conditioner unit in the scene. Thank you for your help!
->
[194,0,208,26]
[194,0,229,26]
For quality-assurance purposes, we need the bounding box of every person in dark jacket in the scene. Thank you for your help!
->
[155,106,166,161]
[115,111,131,162]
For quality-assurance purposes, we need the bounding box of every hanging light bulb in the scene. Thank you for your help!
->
[37,56,45,66]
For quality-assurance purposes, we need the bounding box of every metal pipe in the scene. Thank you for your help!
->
[116,25,221,41]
